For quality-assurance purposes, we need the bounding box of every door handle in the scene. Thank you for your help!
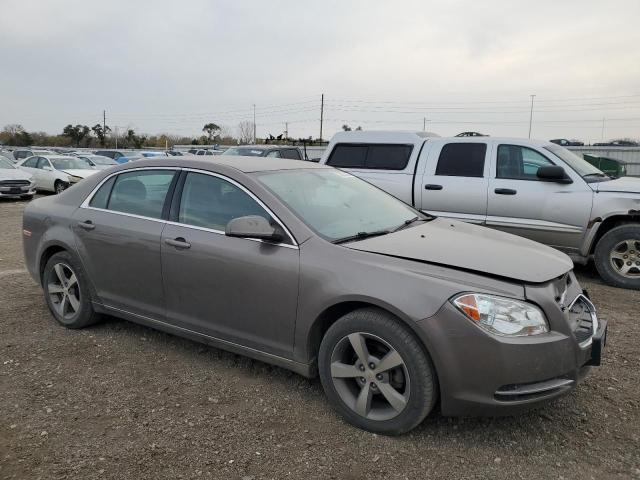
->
[424,184,443,190]
[164,237,191,249]
[494,188,517,195]
[77,220,95,230]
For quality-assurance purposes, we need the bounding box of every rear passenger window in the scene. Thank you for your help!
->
[178,172,271,232]
[89,176,116,209]
[327,144,412,170]
[367,145,412,169]
[22,157,38,168]
[435,143,486,177]
[281,149,301,160]
[327,145,368,168]
[107,170,175,219]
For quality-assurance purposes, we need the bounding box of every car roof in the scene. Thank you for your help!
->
[119,155,328,173]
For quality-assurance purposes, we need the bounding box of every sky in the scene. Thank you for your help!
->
[1,0,639,143]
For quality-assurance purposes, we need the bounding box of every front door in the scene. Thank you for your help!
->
[486,143,592,252]
[160,170,299,358]
[72,168,178,319]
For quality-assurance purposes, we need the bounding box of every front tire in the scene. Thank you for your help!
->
[594,224,640,290]
[42,251,101,328]
[318,308,437,434]
[54,180,67,194]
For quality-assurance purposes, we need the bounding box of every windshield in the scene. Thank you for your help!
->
[51,157,94,170]
[0,157,15,169]
[255,169,423,242]
[544,144,606,180]
[224,147,266,157]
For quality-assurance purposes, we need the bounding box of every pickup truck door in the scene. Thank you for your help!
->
[418,140,491,224]
[486,142,592,253]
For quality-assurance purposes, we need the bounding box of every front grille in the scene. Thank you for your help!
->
[568,295,596,345]
[0,180,30,187]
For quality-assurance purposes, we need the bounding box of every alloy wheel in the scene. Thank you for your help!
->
[55,182,66,194]
[47,263,81,320]
[329,332,410,421]
[609,239,640,278]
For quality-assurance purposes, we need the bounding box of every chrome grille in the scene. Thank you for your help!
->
[0,180,30,187]
[567,295,597,346]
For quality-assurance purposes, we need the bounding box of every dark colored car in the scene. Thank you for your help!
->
[550,139,584,147]
[22,156,606,434]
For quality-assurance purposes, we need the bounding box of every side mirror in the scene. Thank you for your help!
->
[43,166,53,171]
[536,166,572,184]
[225,215,283,242]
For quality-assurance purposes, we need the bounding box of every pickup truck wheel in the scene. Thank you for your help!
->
[594,224,640,290]
[318,308,437,435]
[43,251,102,328]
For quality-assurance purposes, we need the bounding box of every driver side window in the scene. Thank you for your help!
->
[497,145,554,180]
[36,157,49,169]
[177,172,276,235]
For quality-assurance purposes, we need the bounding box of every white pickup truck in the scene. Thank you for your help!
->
[319,131,640,289]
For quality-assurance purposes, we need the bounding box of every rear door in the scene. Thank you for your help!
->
[325,143,417,204]
[486,142,592,252]
[160,170,299,358]
[72,168,179,319]
[419,139,490,224]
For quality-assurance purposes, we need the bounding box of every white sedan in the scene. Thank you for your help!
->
[0,155,36,199]
[17,155,99,194]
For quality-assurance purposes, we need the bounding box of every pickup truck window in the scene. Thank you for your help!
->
[435,143,486,177]
[497,145,554,180]
[327,144,412,170]
[281,149,302,160]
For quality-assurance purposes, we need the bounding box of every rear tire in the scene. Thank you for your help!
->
[594,224,640,290]
[318,308,437,435]
[42,251,101,328]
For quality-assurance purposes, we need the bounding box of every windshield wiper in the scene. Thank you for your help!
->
[392,216,421,233]
[583,172,608,178]
[332,230,391,244]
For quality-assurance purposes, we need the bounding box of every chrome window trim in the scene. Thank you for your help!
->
[79,166,299,250]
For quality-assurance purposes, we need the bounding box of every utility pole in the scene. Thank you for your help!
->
[253,104,256,143]
[285,122,288,141]
[423,117,426,131]
[528,94,536,139]
[601,117,605,142]
[320,93,324,143]
[103,110,106,147]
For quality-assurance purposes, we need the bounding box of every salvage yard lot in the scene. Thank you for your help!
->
[1,197,639,480]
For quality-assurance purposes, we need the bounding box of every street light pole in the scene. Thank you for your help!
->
[253,104,256,143]
[528,94,536,139]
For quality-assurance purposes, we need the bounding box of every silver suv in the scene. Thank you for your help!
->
[320,132,640,289]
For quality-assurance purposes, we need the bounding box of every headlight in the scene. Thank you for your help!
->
[68,175,82,183]
[452,293,548,337]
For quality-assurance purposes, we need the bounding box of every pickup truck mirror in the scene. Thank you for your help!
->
[536,166,572,184]
[225,215,283,242]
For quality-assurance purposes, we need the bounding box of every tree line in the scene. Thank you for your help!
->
[0,121,325,149]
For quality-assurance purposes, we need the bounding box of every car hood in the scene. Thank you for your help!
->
[594,176,640,194]
[60,169,99,178]
[346,218,573,283]
[0,169,32,181]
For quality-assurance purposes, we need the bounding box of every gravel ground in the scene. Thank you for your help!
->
[1,196,639,480]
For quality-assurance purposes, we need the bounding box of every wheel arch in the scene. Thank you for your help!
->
[306,300,441,391]
[588,213,640,255]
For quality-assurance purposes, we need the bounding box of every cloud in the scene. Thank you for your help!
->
[1,0,639,141]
